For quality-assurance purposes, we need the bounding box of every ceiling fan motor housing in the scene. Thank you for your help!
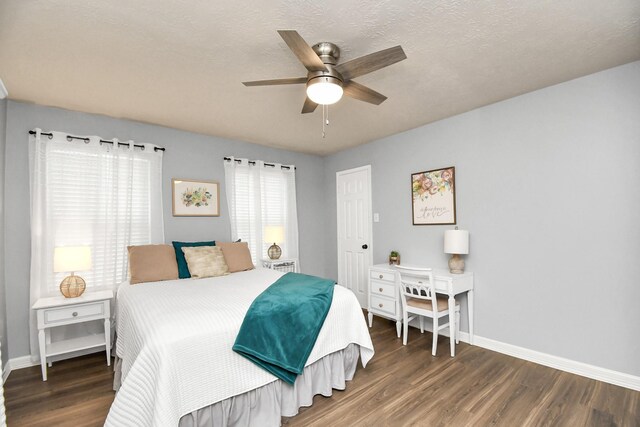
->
[312,42,340,65]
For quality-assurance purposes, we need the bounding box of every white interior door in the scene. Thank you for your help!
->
[337,165,373,307]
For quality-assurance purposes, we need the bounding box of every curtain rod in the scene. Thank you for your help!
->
[223,157,295,170]
[28,130,166,152]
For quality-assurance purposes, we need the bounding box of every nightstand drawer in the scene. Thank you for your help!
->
[370,270,394,282]
[370,281,396,298]
[44,302,104,324]
[370,295,396,316]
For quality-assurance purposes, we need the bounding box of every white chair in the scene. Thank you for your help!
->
[396,266,460,356]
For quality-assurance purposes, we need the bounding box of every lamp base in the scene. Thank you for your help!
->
[60,274,86,298]
[267,243,282,260]
[448,254,465,274]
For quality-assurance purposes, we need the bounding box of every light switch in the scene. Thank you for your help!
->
[373,213,380,222]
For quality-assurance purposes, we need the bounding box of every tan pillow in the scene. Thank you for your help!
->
[181,246,229,278]
[128,244,179,284]
[216,242,255,273]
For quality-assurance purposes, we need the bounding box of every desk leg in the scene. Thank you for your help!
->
[45,329,52,367]
[367,311,373,328]
[38,329,47,381]
[396,320,402,338]
[448,296,456,357]
[468,289,475,345]
[104,318,111,367]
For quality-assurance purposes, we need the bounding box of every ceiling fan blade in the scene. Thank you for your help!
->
[336,46,406,81]
[343,81,387,105]
[242,77,307,87]
[277,30,328,73]
[301,97,318,114]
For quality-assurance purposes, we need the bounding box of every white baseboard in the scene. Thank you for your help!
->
[1,364,9,384]
[8,355,37,370]
[2,356,37,384]
[404,321,639,391]
[473,335,640,391]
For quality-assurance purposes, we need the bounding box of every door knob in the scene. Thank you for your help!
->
[362,244,368,249]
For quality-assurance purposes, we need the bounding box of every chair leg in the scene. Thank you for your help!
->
[419,316,424,333]
[456,308,461,345]
[402,312,409,346]
[432,316,438,356]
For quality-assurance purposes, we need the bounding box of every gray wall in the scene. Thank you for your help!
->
[0,99,7,369]
[3,101,326,360]
[323,61,640,376]
[3,61,639,379]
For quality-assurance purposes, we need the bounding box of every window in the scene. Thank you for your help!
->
[224,157,299,264]
[29,130,164,294]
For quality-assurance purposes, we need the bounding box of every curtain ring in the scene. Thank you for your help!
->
[66,136,72,142]
[141,145,145,151]
[84,138,90,144]
[48,134,53,140]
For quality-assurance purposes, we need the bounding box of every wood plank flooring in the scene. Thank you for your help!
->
[4,314,639,426]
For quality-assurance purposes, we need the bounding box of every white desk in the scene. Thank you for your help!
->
[367,264,474,352]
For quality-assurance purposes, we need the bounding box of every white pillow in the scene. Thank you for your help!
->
[181,246,229,279]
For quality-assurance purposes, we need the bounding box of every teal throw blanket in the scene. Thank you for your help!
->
[233,272,335,384]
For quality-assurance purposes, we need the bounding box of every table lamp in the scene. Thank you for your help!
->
[54,246,92,298]
[264,226,284,260]
[444,228,469,274]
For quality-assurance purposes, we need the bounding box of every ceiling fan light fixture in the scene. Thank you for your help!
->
[306,76,343,105]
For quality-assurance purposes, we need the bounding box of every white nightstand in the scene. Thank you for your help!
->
[32,290,113,381]
[261,258,299,273]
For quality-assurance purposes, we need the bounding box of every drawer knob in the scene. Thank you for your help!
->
[379,274,383,279]
[379,287,383,292]
[72,312,78,317]
[378,303,383,308]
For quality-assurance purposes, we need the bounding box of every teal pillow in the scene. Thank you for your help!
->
[172,241,216,279]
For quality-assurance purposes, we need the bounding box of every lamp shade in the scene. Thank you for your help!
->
[444,230,469,255]
[264,226,284,244]
[54,246,92,273]
[306,76,343,105]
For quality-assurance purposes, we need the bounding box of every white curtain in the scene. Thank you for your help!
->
[0,344,5,427]
[224,157,299,266]
[28,129,164,360]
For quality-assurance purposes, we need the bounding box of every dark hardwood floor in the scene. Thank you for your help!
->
[4,315,639,426]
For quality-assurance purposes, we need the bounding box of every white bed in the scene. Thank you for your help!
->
[106,268,374,426]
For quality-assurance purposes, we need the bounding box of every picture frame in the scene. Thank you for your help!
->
[172,178,220,217]
[411,166,456,225]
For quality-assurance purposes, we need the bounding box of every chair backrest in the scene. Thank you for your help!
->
[395,265,436,312]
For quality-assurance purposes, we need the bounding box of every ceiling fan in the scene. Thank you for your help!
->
[243,30,407,114]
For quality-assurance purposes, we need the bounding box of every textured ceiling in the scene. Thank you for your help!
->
[1,1,639,155]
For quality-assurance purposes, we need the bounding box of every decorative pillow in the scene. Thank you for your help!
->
[172,241,216,279]
[216,241,255,273]
[128,244,179,284]
[181,246,229,279]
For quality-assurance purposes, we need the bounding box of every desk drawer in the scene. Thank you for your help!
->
[44,302,104,324]
[370,295,396,317]
[370,281,396,298]
[370,270,394,283]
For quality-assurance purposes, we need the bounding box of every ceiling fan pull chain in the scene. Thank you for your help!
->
[322,104,326,138]
[326,105,329,126]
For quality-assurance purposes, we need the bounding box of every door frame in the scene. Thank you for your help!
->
[336,164,374,306]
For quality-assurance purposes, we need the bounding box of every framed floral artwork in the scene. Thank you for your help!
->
[172,179,220,217]
[411,167,456,225]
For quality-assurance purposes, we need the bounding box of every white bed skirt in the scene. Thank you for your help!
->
[113,343,360,427]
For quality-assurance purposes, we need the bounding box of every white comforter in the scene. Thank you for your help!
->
[105,269,374,426]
